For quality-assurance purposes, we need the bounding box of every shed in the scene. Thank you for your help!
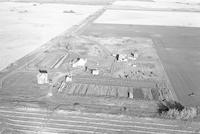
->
[65,74,72,82]
[131,52,139,60]
[116,54,127,62]
[91,69,99,75]
[37,69,48,84]
[72,58,87,67]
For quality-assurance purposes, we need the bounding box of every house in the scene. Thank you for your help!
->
[91,69,99,76]
[128,91,134,99]
[130,52,139,60]
[37,70,48,84]
[116,54,127,62]
[72,58,87,67]
[65,74,72,82]
[132,64,137,67]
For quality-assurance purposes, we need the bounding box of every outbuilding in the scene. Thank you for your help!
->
[91,69,99,76]
[72,58,87,67]
[116,54,127,62]
[65,74,72,82]
[37,69,48,84]
[131,52,139,60]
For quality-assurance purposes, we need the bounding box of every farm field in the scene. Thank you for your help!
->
[88,0,200,106]
[81,23,200,106]
[0,34,170,100]
[1,0,200,133]
[0,2,102,70]
[111,0,200,11]
[0,105,199,134]
[95,10,200,27]
[1,0,113,5]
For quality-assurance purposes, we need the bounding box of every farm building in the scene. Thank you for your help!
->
[65,74,72,82]
[72,58,87,67]
[130,52,139,60]
[116,54,127,62]
[37,70,48,84]
[91,69,99,75]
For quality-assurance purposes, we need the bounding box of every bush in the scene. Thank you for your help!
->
[157,100,184,114]
[179,107,197,120]
[157,102,169,114]
[165,109,180,119]
[157,101,197,120]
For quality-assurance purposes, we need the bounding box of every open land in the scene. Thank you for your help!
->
[0,0,200,133]
[91,1,200,106]
[111,0,200,11]
[2,0,113,5]
[95,10,200,27]
[82,23,200,106]
[0,2,102,70]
